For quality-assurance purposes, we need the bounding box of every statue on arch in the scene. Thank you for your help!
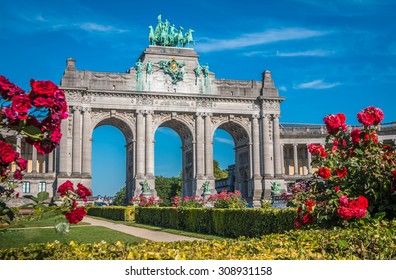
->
[201,181,211,195]
[139,180,151,195]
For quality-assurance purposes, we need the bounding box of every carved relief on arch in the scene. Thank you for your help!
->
[212,116,251,148]
[90,109,135,140]
[153,112,195,143]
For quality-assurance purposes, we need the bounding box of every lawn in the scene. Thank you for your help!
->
[0,211,145,249]
[0,226,145,249]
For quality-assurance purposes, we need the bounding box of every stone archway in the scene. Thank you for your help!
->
[153,115,195,197]
[213,119,252,201]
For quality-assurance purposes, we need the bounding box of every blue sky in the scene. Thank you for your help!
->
[1,0,395,196]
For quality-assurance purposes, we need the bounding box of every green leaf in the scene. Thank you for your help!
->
[337,239,348,249]
[22,125,42,139]
[37,191,49,202]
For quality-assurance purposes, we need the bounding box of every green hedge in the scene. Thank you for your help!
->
[87,206,135,221]
[135,207,295,238]
[1,221,394,260]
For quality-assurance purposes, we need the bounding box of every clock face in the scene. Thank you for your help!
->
[170,61,178,73]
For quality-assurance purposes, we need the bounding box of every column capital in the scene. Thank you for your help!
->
[293,143,299,147]
[273,114,281,119]
[251,114,260,119]
[72,106,82,112]
[203,112,213,117]
[82,107,91,113]
[136,109,144,115]
[195,112,204,117]
[144,110,153,116]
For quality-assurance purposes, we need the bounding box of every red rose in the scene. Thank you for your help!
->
[301,213,314,224]
[17,157,27,171]
[357,106,384,126]
[308,144,327,157]
[0,140,17,164]
[0,75,25,99]
[351,129,361,144]
[336,167,347,179]
[304,199,316,211]
[30,79,59,97]
[13,169,23,180]
[57,180,74,196]
[334,186,340,192]
[76,183,92,201]
[65,207,86,224]
[11,94,32,120]
[318,167,331,179]
[337,206,354,220]
[392,170,396,180]
[323,113,347,135]
[339,196,349,207]
[350,195,368,210]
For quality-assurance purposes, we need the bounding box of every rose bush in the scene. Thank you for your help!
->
[293,106,396,228]
[208,190,247,209]
[130,195,162,207]
[0,75,68,227]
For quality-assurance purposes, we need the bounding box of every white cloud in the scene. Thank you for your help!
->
[294,79,341,89]
[78,23,128,33]
[214,137,234,146]
[277,49,335,57]
[279,86,288,91]
[196,28,329,52]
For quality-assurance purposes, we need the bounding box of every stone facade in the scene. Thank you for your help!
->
[6,45,396,206]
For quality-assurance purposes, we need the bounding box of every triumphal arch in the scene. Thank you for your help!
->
[57,17,284,206]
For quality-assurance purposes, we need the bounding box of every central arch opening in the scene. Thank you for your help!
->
[213,121,251,201]
[92,125,126,199]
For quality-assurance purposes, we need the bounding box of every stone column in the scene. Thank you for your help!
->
[145,111,154,178]
[47,151,54,173]
[58,118,69,175]
[195,113,204,179]
[307,144,313,175]
[32,145,37,173]
[262,114,272,176]
[293,144,299,175]
[204,113,213,179]
[136,110,145,178]
[72,106,82,175]
[280,144,285,175]
[16,136,22,154]
[273,114,282,177]
[81,108,92,177]
[252,115,261,178]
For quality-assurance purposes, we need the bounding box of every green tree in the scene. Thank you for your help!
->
[112,186,127,206]
[213,160,228,180]
[155,176,181,206]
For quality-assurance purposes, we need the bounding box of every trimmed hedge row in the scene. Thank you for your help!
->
[135,207,296,238]
[87,206,135,221]
[1,221,394,260]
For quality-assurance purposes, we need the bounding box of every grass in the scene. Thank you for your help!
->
[9,210,89,228]
[87,215,226,240]
[0,226,145,249]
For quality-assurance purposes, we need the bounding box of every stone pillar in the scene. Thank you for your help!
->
[136,110,145,178]
[204,113,214,179]
[81,108,92,177]
[32,145,37,173]
[58,118,69,175]
[47,151,54,173]
[16,136,22,154]
[145,111,154,178]
[273,114,282,177]
[280,144,285,175]
[307,144,313,175]
[293,144,299,175]
[252,115,261,178]
[72,106,81,175]
[262,114,272,176]
[195,113,204,179]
